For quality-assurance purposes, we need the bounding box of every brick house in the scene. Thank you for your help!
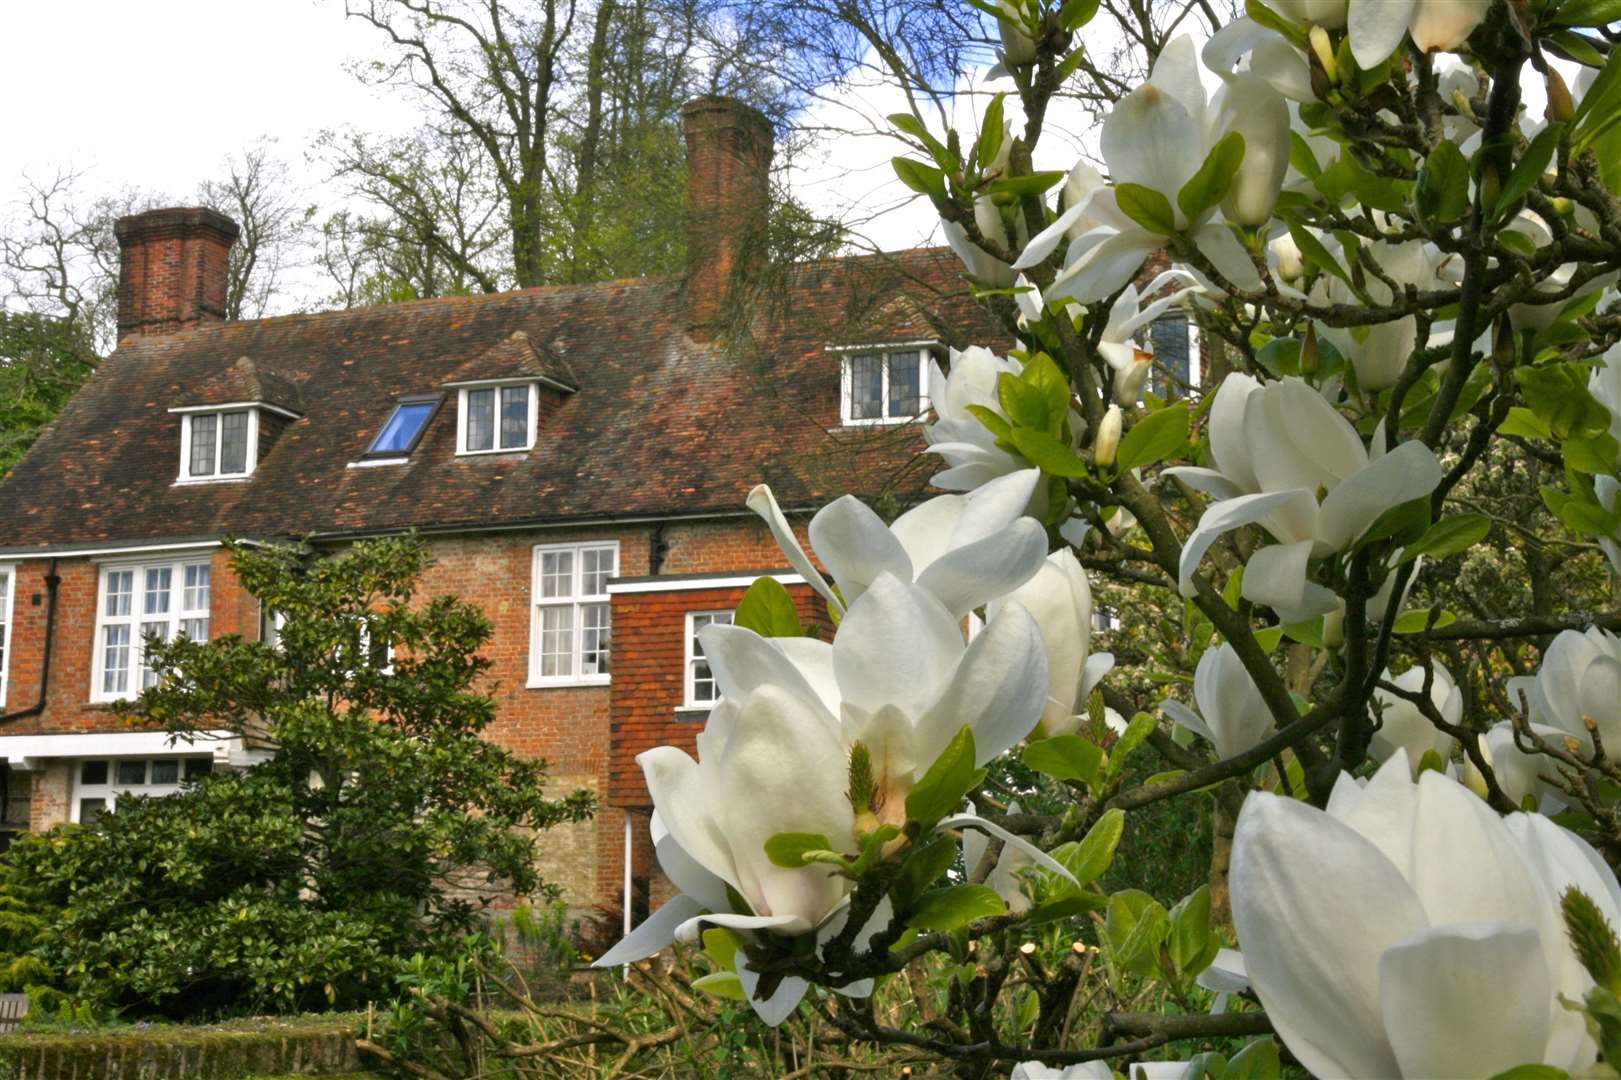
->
[0,97,1020,920]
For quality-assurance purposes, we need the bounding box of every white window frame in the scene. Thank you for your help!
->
[0,564,13,709]
[90,557,212,704]
[176,407,260,482]
[527,541,618,687]
[683,610,734,708]
[455,380,540,456]
[839,348,932,426]
[70,755,215,823]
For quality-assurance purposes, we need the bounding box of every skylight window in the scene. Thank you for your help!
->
[366,396,440,458]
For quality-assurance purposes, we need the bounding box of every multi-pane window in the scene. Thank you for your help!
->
[842,350,929,424]
[1144,313,1194,400]
[685,611,734,707]
[0,567,11,708]
[529,542,617,683]
[94,560,211,701]
[459,383,535,454]
[72,756,214,824]
[181,409,257,480]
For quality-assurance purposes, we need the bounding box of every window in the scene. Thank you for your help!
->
[0,566,11,708]
[179,409,258,481]
[841,350,930,425]
[685,611,734,707]
[93,560,211,702]
[1144,314,1194,400]
[72,755,213,824]
[529,542,618,684]
[366,396,440,458]
[457,382,537,454]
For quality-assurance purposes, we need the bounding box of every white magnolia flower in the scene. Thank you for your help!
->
[748,468,1048,619]
[1232,751,1621,1077]
[1463,720,1571,813]
[1587,342,1621,574]
[1314,239,1451,391]
[1160,643,1273,760]
[1504,213,1617,331]
[1011,1062,1112,1079]
[1368,661,1461,773]
[1348,0,1491,69]
[1203,18,1314,102]
[989,549,1115,738]
[924,346,1030,490]
[1522,626,1621,762]
[1013,37,1279,305]
[1271,0,1346,26]
[702,572,1049,832]
[1163,374,1443,619]
[1097,270,1201,402]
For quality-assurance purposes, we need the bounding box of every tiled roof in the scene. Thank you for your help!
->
[177,356,305,414]
[0,248,1008,552]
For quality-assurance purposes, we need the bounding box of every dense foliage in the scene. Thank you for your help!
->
[1,537,593,1018]
[0,310,96,477]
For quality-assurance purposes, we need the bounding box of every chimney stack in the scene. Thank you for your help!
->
[114,207,239,341]
[682,96,773,340]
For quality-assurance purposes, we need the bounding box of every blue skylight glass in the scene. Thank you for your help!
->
[368,400,436,455]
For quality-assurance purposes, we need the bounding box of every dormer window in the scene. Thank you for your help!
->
[456,381,537,455]
[365,395,441,459]
[838,348,931,426]
[177,408,258,481]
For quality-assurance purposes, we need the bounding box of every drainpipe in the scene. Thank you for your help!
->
[623,810,634,980]
[0,559,59,725]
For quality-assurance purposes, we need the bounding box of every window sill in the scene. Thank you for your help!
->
[456,448,532,459]
[525,676,612,690]
[837,416,924,428]
[674,704,717,713]
[173,475,253,486]
[347,458,410,469]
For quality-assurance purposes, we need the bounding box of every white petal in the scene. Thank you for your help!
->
[889,492,966,573]
[1327,749,1418,870]
[1379,922,1552,1079]
[952,468,1043,545]
[1196,947,1249,994]
[809,495,915,605]
[1407,771,1551,932]
[1316,441,1444,551]
[939,812,1079,887]
[1207,372,1262,492]
[1178,490,1321,597]
[770,636,841,718]
[736,951,811,1027]
[943,219,1016,287]
[1148,35,1208,132]
[639,746,739,896]
[653,811,733,913]
[1016,201,1092,269]
[1161,698,1216,746]
[674,911,805,942]
[1349,0,1416,68]
[1196,643,1275,760]
[1241,540,1340,623]
[1230,792,1425,1079]
[1045,228,1163,307]
[594,893,705,967]
[834,573,965,719]
[916,517,1050,618]
[747,484,842,613]
[916,599,1049,766]
[1192,222,1262,290]
[1101,84,1202,211]
[700,623,836,720]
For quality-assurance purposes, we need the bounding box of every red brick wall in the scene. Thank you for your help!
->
[114,208,237,341]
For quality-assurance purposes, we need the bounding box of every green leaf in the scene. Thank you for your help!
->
[893,835,957,911]
[1494,123,1563,220]
[763,831,836,869]
[1055,807,1124,886]
[1564,432,1621,474]
[1115,401,1190,471]
[702,927,743,972]
[1058,0,1101,30]
[1226,1039,1283,1080]
[987,171,1066,199]
[1281,617,1325,648]
[1107,712,1156,776]
[1415,140,1471,225]
[733,577,804,638]
[1313,154,1411,213]
[888,113,956,170]
[1485,1068,1570,1080]
[691,971,746,1000]
[1288,131,1322,182]
[1023,735,1105,785]
[1517,364,1611,439]
[998,370,1054,432]
[1404,514,1490,561]
[1548,28,1608,66]
[1105,889,1170,977]
[975,94,1008,174]
[905,726,980,825]
[892,157,947,201]
[907,884,1006,931]
[1245,0,1308,47]
[1177,131,1246,224]
[1286,220,1352,288]
[1358,495,1432,549]
[1115,182,1178,235]
[1393,608,1459,634]
[966,403,1014,442]
[1018,352,1076,434]
[1254,625,1284,653]
[1498,406,1553,440]
[1552,0,1621,26]
[1169,884,1218,977]
[1010,428,1090,477]
[1575,37,1621,137]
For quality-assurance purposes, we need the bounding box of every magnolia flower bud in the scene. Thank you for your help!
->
[1546,69,1576,125]
[1094,405,1122,467]
[1309,26,1338,86]
[1273,0,1347,27]
[1114,350,1152,403]
[1409,0,1491,54]
[1213,76,1291,227]
[997,0,1039,65]
[1271,233,1304,283]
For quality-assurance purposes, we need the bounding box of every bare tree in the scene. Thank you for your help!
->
[197,141,317,321]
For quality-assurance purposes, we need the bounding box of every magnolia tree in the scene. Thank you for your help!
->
[595,0,1621,1074]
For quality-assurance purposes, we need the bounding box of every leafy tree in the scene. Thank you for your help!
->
[0,311,97,478]
[4,536,593,1018]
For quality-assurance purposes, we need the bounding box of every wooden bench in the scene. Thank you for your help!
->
[0,993,29,1033]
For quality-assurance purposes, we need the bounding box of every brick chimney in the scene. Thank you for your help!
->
[682,96,773,339]
[113,207,239,341]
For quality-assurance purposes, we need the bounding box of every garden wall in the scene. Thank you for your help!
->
[0,1016,361,1079]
